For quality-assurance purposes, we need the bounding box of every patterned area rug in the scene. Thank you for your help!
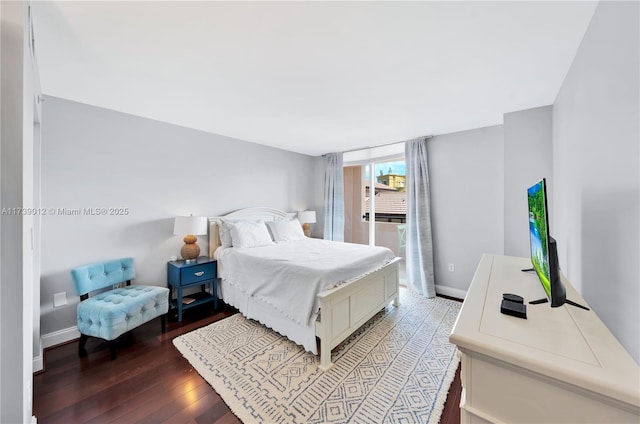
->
[173,288,461,424]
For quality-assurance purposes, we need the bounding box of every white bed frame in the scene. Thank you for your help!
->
[208,207,401,370]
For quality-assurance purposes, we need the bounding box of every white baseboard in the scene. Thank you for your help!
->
[33,326,80,372]
[33,338,44,373]
[42,325,80,349]
[435,284,467,300]
[33,355,43,373]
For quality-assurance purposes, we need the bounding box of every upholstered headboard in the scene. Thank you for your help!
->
[208,207,294,258]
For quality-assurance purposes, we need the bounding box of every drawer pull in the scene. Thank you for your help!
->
[194,271,205,277]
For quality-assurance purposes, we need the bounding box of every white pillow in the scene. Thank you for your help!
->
[218,220,233,248]
[227,220,274,248]
[218,218,262,248]
[266,219,306,242]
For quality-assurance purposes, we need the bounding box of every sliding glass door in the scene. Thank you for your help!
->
[343,158,406,256]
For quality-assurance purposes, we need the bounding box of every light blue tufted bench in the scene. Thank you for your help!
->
[71,257,169,359]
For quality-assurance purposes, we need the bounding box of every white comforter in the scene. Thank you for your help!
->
[216,238,395,327]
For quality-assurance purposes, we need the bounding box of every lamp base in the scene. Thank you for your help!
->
[302,223,311,238]
[181,235,201,262]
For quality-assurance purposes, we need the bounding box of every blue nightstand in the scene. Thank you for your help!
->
[167,256,217,322]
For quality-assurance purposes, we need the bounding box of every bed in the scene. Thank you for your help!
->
[208,207,401,370]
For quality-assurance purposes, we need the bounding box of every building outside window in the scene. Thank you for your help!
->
[363,160,406,223]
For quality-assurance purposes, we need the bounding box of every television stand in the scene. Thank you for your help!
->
[529,297,590,310]
[450,255,640,423]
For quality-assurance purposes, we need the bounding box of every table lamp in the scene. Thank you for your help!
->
[173,215,208,262]
[297,210,316,237]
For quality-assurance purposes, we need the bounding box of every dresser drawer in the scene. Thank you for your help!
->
[180,262,216,285]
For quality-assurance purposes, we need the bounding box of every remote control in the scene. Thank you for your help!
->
[501,299,527,319]
[503,293,524,304]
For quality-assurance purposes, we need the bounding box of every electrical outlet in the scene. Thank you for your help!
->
[448,263,455,272]
[53,292,67,308]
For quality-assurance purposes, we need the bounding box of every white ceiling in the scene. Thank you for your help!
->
[31,1,598,156]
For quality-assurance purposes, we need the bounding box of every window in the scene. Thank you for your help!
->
[363,160,406,223]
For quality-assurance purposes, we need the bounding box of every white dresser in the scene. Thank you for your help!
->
[450,254,640,423]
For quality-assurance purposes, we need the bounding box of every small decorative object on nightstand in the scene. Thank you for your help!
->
[297,210,316,237]
[173,215,207,262]
[167,256,217,322]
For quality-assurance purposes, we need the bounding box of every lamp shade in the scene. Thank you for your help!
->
[297,210,316,224]
[173,216,207,236]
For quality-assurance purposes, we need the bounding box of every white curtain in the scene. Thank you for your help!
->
[323,153,345,241]
[405,138,436,297]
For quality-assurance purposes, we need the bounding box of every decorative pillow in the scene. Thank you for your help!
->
[266,218,306,242]
[227,220,274,248]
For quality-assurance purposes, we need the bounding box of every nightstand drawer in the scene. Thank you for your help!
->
[181,262,216,285]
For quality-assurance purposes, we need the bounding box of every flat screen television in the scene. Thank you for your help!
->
[526,178,589,310]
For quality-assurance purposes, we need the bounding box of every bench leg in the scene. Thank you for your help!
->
[79,334,88,350]
[78,334,89,357]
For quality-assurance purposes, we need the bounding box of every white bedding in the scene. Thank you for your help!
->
[215,238,395,329]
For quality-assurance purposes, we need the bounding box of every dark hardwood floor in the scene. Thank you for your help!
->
[33,302,461,424]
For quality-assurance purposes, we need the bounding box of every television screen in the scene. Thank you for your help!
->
[527,179,552,300]
[526,179,588,310]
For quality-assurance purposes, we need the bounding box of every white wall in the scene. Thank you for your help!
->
[504,106,553,258]
[553,1,639,363]
[1,1,38,421]
[39,96,324,338]
[428,125,505,295]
